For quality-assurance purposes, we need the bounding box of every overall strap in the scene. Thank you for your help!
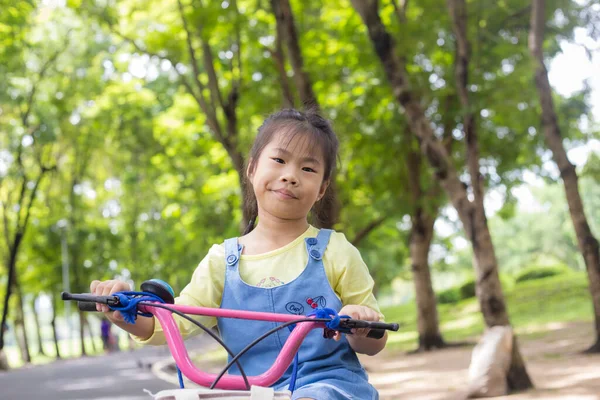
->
[306,229,333,261]
[224,237,243,268]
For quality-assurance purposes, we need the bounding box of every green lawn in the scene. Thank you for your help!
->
[382,273,593,350]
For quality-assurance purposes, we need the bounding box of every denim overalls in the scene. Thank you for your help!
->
[217,229,379,400]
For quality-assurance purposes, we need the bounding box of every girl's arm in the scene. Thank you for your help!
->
[336,305,388,356]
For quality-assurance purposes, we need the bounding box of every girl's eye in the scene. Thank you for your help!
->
[272,158,285,164]
[302,167,316,173]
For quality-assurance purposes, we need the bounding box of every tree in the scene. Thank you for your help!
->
[528,0,600,353]
[350,0,533,389]
[0,4,62,366]
[81,0,254,226]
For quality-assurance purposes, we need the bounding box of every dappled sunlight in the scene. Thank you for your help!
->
[441,315,480,330]
[544,367,600,389]
[365,322,599,400]
[386,330,418,344]
[518,321,569,335]
[370,357,429,371]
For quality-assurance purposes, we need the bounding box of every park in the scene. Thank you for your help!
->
[1,0,599,399]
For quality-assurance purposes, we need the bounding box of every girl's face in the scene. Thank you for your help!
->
[248,132,328,223]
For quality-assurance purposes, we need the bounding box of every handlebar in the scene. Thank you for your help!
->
[62,290,400,390]
[61,291,399,337]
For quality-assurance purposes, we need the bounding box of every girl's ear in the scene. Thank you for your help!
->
[316,180,330,202]
[246,158,255,181]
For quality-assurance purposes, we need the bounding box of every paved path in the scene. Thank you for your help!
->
[0,344,184,400]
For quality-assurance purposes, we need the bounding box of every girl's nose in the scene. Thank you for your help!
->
[281,173,298,185]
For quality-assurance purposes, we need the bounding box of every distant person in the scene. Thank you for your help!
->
[100,317,112,352]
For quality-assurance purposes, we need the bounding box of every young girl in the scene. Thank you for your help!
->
[91,109,386,399]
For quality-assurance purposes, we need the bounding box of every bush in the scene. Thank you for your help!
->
[459,279,476,299]
[515,265,571,283]
[437,287,462,304]
[437,274,516,304]
[437,279,476,304]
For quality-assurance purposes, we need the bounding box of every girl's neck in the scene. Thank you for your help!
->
[250,212,309,247]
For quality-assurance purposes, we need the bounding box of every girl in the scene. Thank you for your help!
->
[91,109,386,399]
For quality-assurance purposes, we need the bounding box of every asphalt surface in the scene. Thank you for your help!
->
[0,344,184,400]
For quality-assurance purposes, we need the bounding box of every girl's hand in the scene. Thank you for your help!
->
[334,305,380,341]
[90,280,131,323]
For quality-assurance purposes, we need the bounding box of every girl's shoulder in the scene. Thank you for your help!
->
[323,229,362,260]
[197,243,227,269]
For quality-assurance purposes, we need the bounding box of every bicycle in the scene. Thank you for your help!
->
[62,279,399,400]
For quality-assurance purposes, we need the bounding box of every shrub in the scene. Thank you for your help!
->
[459,279,476,299]
[437,287,462,304]
[437,273,517,304]
[515,265,571,283]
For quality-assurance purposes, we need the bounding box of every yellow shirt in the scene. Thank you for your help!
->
[136,226,383,345]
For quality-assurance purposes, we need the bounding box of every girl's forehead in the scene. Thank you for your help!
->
[268,132,325,162]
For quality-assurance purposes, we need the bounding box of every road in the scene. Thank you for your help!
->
[0,345,181,400]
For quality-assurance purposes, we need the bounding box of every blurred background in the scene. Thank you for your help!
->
[0,0,599,391]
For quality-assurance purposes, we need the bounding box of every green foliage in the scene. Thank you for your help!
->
[437,273,515,304]
[437,287,462,304]
[515,265,572,283]
[437,278,476,304]
[459,279,476,299]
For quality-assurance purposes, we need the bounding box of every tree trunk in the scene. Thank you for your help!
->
[14,279,31,364]
[270,0,318,109]
[350,0,533,390]
[406,146,446,351]
[529,0,600,353]
[85,316,98,353]
[267,1,295,109]
[51,293,61,359]
[269,0,340,229]
[410,208,445,350]
[31,297,46,357]
[0,234,22,357]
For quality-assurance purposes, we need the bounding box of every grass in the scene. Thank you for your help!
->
[381,272,593,351]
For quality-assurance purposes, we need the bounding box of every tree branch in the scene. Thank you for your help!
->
[270,0,318,108]
[262,23,294,107]
[191,0,225,111]
[391,0,408,24]
[177,0,224,138]
[351,216,387,247]
[21,32,72,128]
[447,0,485,208]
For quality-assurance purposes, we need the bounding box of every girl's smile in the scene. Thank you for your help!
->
[271,188,298,200]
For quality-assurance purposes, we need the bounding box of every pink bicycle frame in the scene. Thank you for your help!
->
[139,302,326,390]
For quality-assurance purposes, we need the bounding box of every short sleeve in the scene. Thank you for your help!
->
[324,232,385,321]
[131,244,225,345]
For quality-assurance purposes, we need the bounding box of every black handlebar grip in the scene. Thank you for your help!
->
[78,301,100,312]
[367,322,400,331]
[367,329,385,339]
